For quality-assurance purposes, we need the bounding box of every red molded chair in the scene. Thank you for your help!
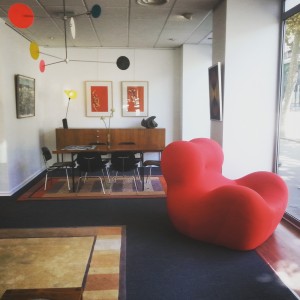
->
[161,138,288,251]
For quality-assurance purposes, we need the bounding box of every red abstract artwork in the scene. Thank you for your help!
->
[126,86,144,112]
[91,86,108,112]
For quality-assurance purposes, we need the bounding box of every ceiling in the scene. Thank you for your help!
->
[0,0,221,49]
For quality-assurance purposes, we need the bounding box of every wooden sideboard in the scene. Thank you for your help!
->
[55,128,165,151]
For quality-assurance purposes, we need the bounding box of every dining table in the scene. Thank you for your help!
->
[53,144,163,192]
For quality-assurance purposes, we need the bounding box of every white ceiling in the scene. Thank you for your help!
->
[0,0,221,48]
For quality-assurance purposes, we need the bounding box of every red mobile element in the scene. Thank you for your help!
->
[8,3,34,28]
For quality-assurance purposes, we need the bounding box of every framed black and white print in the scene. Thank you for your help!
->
[15,74,35,118]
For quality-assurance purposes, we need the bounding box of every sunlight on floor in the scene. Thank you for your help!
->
[275,259,300,294]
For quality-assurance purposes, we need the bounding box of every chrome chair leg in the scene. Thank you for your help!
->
[44,173,48,190]
[76,178,81,192]
[132,176,138,192]
[98,176,105,194]
[65,168,70,190]
[102,169,110,183]
[146,166,153,183]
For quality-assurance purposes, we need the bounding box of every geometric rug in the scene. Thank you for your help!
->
[0,227,126,300]
[18,176,166,201]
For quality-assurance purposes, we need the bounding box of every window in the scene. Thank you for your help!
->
[285,0,300,12]
[277,1,300,228]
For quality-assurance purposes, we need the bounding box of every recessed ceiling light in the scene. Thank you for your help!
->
[136,0,169,6]
[182,13,193,20]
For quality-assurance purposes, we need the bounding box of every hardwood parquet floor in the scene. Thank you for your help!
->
[257,219,300,299]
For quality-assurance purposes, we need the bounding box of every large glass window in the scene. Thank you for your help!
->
[285,0,300,11]
[278,1,300,227]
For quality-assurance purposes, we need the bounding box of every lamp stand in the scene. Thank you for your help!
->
[62,118,68,129]
[62,97,71,129]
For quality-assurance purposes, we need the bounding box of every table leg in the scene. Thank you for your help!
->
[140,152,144,191]
[71,153,76,192]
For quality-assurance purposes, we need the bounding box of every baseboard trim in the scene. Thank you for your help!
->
[0,169,44,197]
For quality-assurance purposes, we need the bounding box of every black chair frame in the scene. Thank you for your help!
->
[110,151,141,192]
[76,152,109,194]
[41,146,74,191]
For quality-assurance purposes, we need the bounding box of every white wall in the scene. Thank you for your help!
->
[181,44,211,140]
[210,0,227,146]
[220,0,281,178]
[0,20,184,195]
[0,20,44,194]
[40,47,181,151]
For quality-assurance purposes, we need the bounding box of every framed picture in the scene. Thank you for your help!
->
[121,81,148,117]
[85,81,113,117]
[208,62,223,121]
[15,74,35,118]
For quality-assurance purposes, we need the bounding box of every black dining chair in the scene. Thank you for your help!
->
[110,151,140,192]
[41,146,74,190]
[116,141,142,175]
[76,152,109,193]
[143,160,161,182]
[89,142,111,175]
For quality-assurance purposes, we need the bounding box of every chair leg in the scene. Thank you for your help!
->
[98,176,106,194]
[44,173,48,190]
[136,167,141,180]
[76,177,82,192]
[102,169,110,183]
[146,166,153,183]
[105,167,111,180]
[83,172,88,183]
[65,168,71,191]
[109,171,117,193]
[110,170,126,193]
[109,180,113,194]
[134,169,141,183]
[132,176,138,193]
[112,171,119,182]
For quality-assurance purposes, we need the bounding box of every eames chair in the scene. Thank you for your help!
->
[161,138,288,251]
[143,160,161,182]
[110,151,140,192]
[41,146,74,190]
[76,152,109,193]
[89,142,111,173]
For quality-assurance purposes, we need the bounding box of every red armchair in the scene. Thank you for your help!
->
[161,138,288,251]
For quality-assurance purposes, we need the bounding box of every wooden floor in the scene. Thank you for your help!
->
[257,219,300,299]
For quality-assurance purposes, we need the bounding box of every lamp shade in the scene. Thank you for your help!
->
[64,90,77,99]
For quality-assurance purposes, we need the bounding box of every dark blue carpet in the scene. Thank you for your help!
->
[0,171,297,300]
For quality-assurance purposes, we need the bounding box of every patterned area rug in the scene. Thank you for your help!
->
[18,176,166,201]
[0,227,126,300]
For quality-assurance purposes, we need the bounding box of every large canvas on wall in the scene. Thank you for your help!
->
[208,62,223,121]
